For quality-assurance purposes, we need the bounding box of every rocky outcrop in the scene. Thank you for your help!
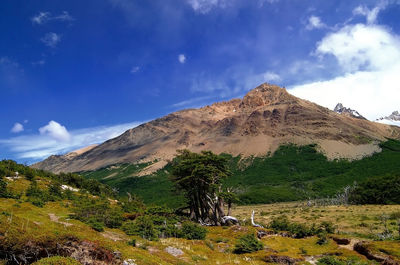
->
[264,255,303,265]
[334,103,366,120]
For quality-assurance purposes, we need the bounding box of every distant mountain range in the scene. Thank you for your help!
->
[33,83,400,174]
[375,111,400,127]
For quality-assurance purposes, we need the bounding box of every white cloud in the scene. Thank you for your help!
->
[352,1,388,24]
[263,71,281,82]
[130,66,140,73]
[31,12,50,24]
[187,0,227,14]
[0,121,142,161]
[41,32,62,48]
[11,123,24,133]
[290,23,400,121]
[32,11,74,25]
[39,121,71,142]
[306,16,326,30]
[178,54,186,64]
[315,24,400,72]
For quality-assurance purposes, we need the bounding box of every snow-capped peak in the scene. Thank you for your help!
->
[375,111,400,127]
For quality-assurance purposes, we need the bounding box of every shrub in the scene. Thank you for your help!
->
[128,239,136,247]
[350,174,400,204]
[180,222,207,240]
[0,177,9,198]
[316,232,328,245]
[234,233,263,254]
[31,198,46,208]
[88,219,105,232]
[121,216,158,240]
[317,256,346,265]
[269,216,334,238]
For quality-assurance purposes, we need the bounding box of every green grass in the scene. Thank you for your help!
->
[82,139,400,206]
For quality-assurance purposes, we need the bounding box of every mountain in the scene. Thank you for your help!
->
[32,83,400,173]
[333,103,366,120]
[376,111,400,127]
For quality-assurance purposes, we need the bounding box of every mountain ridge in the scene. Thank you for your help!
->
[32,83,400,173]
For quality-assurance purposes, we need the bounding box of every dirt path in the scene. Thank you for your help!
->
[48,213,72,227]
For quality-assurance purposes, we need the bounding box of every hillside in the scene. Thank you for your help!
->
[1,161,400,265]
[33,83,400,174]
[81,139,400,207]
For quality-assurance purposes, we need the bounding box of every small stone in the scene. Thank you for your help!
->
[123,259,137,265]
[165,246,184,257]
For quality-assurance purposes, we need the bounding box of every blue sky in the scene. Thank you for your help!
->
[1,0,400,163]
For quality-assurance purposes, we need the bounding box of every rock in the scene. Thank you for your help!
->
[353,241,386,262]
[265,255,303,265]
[123,259,137,265]
[257,229,274,239]
[165,246,184,257]
[331,236,351,245]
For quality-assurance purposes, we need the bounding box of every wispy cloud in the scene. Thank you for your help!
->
[41,32,61,48]
[352,1,388,24]
[31,11,74,25]
[0,57,25,88]
[306,16,326,30]
[11,123,24,133]
[32,59,45,66]
[130,66,140,73]
[0,121,143,162]
[178,54,186,64]
[187,0,222,14]
[171,95,216,108]
[263,71,281,82]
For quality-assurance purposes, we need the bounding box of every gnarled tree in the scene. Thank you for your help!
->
[170,150,231,225]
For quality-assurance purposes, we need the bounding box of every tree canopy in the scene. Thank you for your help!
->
[170,150,231,225]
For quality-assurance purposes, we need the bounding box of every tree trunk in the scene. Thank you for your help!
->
[227,202,232,216]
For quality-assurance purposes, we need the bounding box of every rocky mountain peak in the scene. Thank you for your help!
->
[333,103,366,120]
[334,103,344,112]
[239,83,294,109]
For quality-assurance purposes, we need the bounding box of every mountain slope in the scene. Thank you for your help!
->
[33,83,400,173]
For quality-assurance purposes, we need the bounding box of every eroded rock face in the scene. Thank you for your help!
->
[353,241,399,265]
[0,236,121,265]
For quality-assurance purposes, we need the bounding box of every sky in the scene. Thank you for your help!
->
[1,0,400,164]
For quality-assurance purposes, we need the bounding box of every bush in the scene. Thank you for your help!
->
[180,222,207,240]
[0,177,9,198]
[88,219,105,232]
[128,239,136,247]
[121,216,158,240]
[269,216,334,238]
[350,174,400,204]
[316,232,328,245]
[234,233,263,254]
